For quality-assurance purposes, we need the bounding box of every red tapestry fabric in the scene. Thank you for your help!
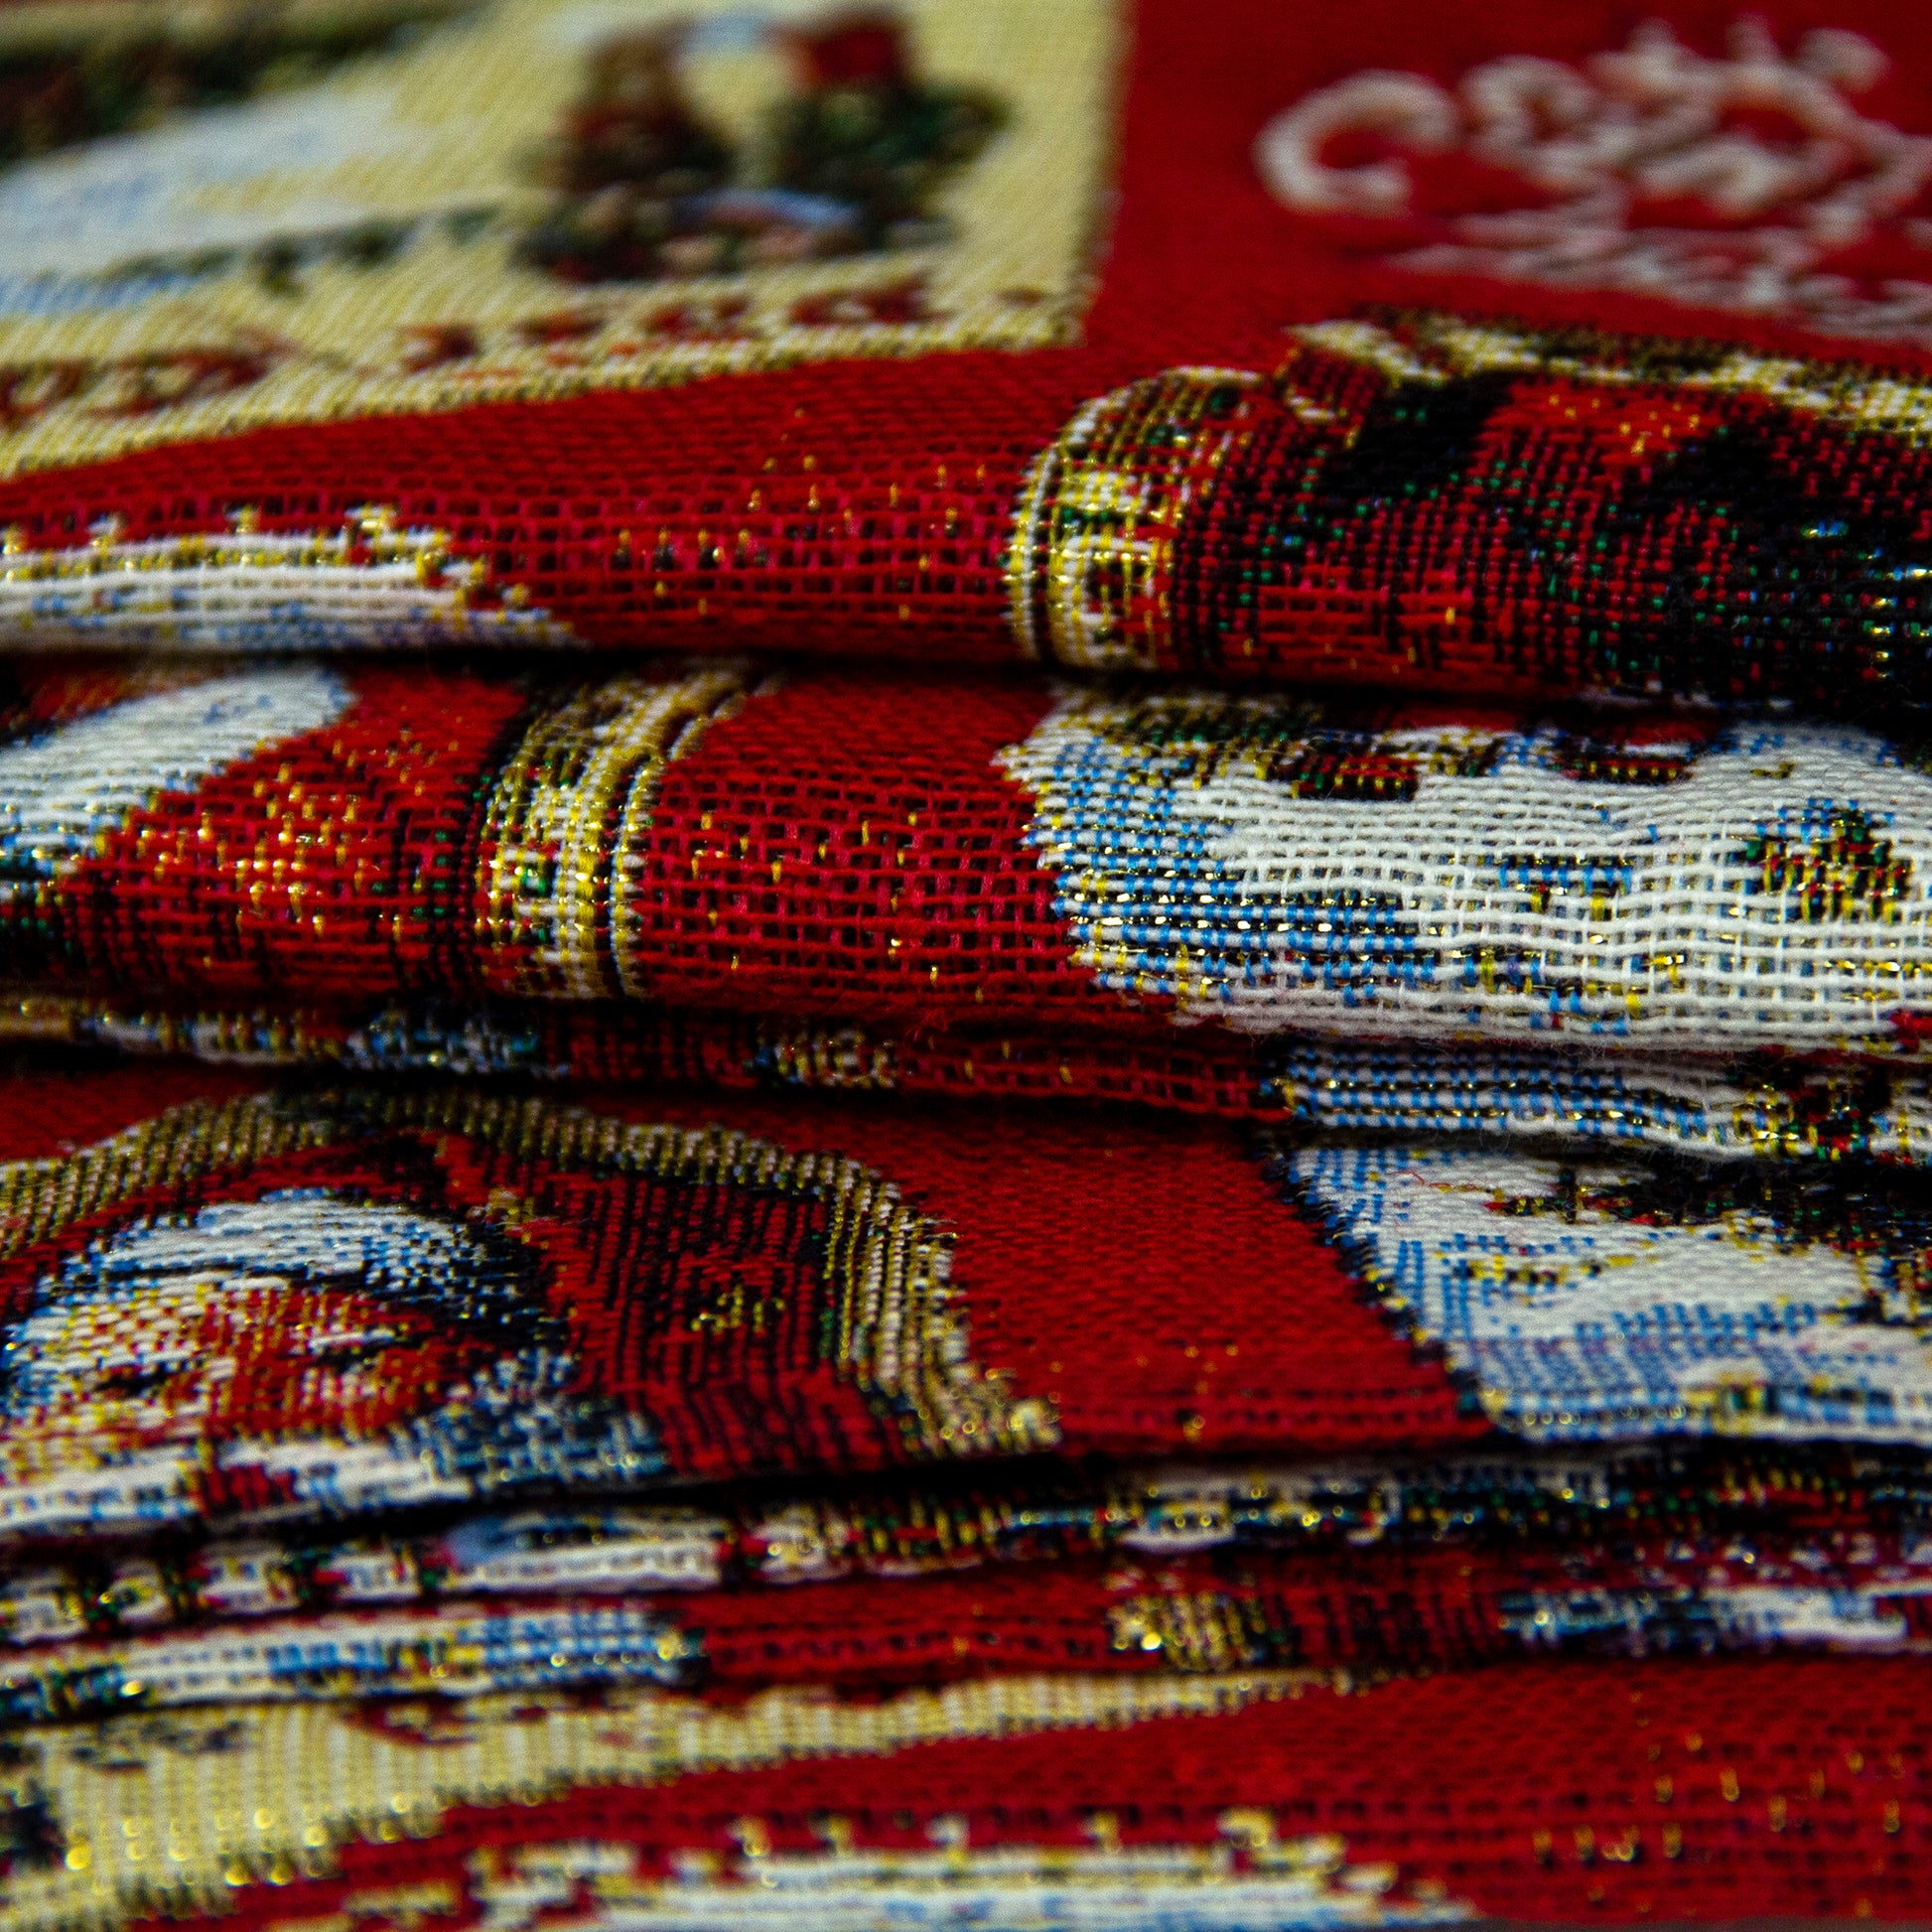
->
[12,660,1932,1060]
[0,1058,1486,1544]
[4,2,1932,700]
[2,1658,1929,1925]
[1,1058,1931,1567]
[0,1433,1928,1724]
[13,0,1932,1922]
[15,990,1927,1166]
[11,315,1932,705]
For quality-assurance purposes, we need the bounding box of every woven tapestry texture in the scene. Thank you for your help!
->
[14,661,1932,1057]
[17,0,1932,1923]
[12,1660,1932,1929]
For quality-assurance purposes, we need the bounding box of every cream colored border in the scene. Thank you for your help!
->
[0,0,1118,479]
[0,1672,1335,1929]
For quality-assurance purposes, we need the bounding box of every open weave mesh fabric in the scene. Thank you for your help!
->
[16,0,1932,1923]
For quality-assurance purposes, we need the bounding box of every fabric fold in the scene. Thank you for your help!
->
[12,0,1932,1920]
[2,1440,1932,1725]
[0,1658,1926,1926]
[8,314,1932,707]
[10,994,1925,1161]
[9,660,1932,1059]
[1,1062,1930,1528]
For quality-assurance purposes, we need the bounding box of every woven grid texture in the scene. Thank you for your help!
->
[14,662,1932,1052]
[15,993,1931,1164]
[0,1660,1929,1928]
[0,1439,1925,1724]
[11,1,1932,1920]
[13,316,1932,711]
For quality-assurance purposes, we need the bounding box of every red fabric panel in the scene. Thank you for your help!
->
[624,674,1131,1025]
[58,673,529,997]
[188,1657,1932,1925]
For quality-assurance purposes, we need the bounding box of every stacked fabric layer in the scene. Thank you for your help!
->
[3,1065,1932,1925]
[6,0,1932,1924]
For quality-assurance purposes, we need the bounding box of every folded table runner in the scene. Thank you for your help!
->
[12,0,1932,1921]
[12,313,1932,708]
[11,999,1932,1166]
[0,1059,1926,1536]
[10,991,1275,1112]
[0,1053,1930,1912]
[6,0,1932,708]
[7,1513,1927,1723]
[0,1058,1925,1923]
[9,660,1932,1058]
[0,1438,1930,1724]
[0,1658,1925,1928]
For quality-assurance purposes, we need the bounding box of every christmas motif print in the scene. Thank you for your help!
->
[1284,1135,1932,1443]
[1256,18,1932,349]
[1000,685,1932,1046]
[0,0,1109,479]
[16,660,1932,1054]
[0,1081,1056,1538]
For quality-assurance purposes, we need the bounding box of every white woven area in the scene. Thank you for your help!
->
[1289,1138,1932,1443]
[1271,1038,1932,1162]
[1004,690,1932,1049]
[0,665,348,894]
[0,523,573,649]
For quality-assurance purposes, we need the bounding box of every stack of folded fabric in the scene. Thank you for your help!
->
[4,0,1932,1924]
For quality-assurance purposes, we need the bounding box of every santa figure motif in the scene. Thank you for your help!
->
[0,1086,1049,1539]
[0,1186,643,1535]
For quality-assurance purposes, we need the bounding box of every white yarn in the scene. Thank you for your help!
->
[1003,692,1932,1049]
